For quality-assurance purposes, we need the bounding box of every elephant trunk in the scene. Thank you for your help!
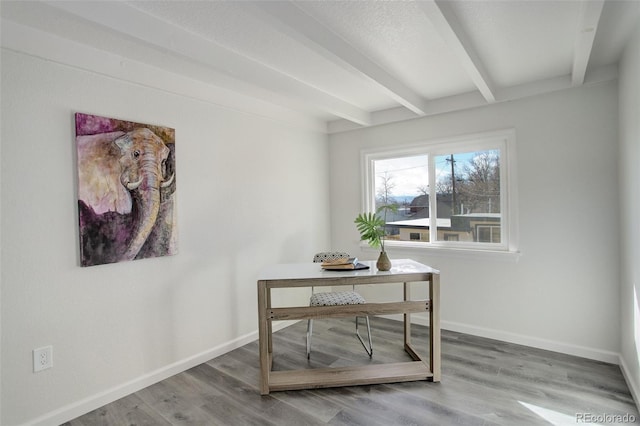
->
[119,161,162,261]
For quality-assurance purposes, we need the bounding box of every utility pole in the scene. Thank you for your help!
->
[447,154,456,215]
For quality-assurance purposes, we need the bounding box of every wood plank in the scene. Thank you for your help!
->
[257,280,269,395]
[430,273,441,382]
[270,300,429,321]
[404,282,411,348]
[268,361,433,392]
[136,376,216,425]
[63,392,171,426]
[264,272,432,289]
[404,343,424,362]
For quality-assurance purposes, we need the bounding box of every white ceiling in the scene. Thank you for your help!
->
[1,1,639,132]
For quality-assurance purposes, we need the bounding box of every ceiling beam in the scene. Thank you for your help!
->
[417,0,496,103]
[46,1,371,126]
[1,19,327,133]
[571,0,605,86]
[329,63,618,134]
[254,1,428,116]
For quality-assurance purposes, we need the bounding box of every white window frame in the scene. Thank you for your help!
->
[360,129,519,259]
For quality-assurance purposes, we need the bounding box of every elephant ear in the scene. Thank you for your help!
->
[77,131,131,215]
[114,134,132,153]
[161,143,170,161]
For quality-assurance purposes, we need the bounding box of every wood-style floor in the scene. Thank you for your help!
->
[64,317,639,425]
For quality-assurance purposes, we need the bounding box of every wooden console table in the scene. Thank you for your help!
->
[257,258,440,395]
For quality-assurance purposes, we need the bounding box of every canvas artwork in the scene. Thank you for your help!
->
[76,113,177,267]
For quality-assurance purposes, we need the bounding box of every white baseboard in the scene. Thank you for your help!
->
[443,318,620,364]
[619,355,640,411]
[24,321,295,426]
[382,314,621,364]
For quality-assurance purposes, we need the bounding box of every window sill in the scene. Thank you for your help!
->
[358,242,521,263]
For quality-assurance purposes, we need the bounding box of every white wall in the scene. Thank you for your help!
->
[619,19,640,404]
[0,50,330,425]
[329,81,620,362]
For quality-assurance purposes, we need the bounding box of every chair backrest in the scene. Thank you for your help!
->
[313,251,350,263]
[312,252,357,294]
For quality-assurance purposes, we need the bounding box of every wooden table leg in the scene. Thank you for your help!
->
[404,282,411,347]
[267,286,273,357]
[257,280,270,394]
[429,273,441,382]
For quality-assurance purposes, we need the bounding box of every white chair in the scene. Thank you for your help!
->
[307,251,373,359]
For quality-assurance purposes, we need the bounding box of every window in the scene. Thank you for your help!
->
[361,129,517,253]
[477,225,501,243]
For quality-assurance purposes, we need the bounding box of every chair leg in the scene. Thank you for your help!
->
[306,319,313,359]
[366,316,373,355]
[355,316,373,357]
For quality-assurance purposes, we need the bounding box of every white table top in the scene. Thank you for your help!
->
[257,258,438,281]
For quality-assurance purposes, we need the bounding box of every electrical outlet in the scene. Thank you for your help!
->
[33,345,53,372]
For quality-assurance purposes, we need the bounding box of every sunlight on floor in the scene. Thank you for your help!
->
[518,401,604,426]
[518,288,640,426]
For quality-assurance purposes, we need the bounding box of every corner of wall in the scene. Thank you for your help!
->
[618,13,640,412]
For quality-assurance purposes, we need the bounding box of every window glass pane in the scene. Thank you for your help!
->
[373,155,428,244]
[434,150,501,243]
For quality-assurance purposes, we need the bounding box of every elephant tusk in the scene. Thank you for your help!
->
[161,173,175,188]
[126,176,143,190]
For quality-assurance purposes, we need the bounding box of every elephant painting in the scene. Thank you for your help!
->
[76,113,177,266]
